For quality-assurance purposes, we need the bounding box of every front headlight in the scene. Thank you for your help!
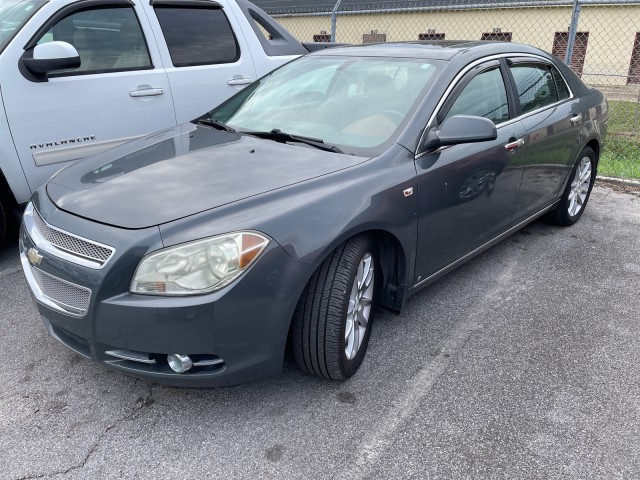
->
[130,232,269,296]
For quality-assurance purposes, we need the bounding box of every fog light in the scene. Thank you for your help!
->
[167,354,193,373]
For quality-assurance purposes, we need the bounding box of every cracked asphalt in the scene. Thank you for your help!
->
[1,183,639,479]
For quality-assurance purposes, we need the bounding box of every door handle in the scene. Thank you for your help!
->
[129,88,164,97]
[570,114,582,125]
[504,138,525,151]
[227,77,254,86]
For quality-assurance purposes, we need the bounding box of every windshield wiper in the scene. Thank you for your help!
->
[195,116,236,133]
[240,129,343,154]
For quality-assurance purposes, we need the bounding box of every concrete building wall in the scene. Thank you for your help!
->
[274,5,640,86]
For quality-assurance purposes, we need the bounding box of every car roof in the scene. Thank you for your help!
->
[310,41,550,61]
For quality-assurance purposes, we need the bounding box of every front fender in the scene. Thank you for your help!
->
[159,144,419,291]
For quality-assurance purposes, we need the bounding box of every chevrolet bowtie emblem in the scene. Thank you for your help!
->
[27,248,43,266]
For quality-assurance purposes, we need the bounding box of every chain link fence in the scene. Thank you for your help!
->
[252,0,640,178]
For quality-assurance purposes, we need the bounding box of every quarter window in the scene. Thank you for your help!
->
[510,64,559,114]
[154,6,239,67]
[444,67,509,124]
[550,66,570,100]
[36,7,151,74]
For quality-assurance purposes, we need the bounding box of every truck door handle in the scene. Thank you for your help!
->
[570,114,582,125]
[129,88,164,97]
[227,77,254,86]
[504,138,525,151]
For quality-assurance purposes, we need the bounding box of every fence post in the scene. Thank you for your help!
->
[565,0,582,65]
[331,0,342,42]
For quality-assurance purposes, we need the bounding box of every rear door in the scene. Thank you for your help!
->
[0,0,176,193]
[415,60,526,282]
[145,0,258,124]
[506,58,582,221]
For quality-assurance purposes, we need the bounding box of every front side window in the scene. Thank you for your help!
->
[154,6,239,67]
[510,64,559,114]
[0,0,46,53]
[210,56,442,155]
[36,7,151,74]
[444,67,509,124]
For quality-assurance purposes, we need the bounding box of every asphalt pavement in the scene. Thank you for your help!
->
[1,183,639,479]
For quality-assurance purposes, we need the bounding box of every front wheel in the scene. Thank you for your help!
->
[547,146,596,226]
[292,235,377,380]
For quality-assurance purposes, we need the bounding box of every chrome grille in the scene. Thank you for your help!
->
[31,267,91,316]
[33,208,114,265]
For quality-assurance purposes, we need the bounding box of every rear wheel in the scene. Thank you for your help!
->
[547,146,596,226]
[292,235,376,380]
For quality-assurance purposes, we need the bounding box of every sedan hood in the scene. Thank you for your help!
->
[47,123,367,229]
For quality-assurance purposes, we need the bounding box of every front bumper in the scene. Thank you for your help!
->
[20,196,310,387]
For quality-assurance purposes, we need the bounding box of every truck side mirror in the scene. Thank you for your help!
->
[22,41,81,78]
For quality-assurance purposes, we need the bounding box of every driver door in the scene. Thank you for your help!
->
[414,60,526,283]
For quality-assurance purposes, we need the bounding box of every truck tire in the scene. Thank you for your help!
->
[0,199,5,247]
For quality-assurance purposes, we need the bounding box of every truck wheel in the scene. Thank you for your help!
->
[292,234,377,380]
[0,200,5,247]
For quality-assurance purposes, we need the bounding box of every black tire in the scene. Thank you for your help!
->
[546,146,596,226]
[0,200,5,248]
[292,235,377,381]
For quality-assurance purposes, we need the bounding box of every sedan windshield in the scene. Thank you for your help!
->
[209,55,443,156]
[0,0,46,53]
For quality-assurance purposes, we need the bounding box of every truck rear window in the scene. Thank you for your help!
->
[154,6,239,67]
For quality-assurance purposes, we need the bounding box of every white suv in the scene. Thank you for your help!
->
[0,0,316,244]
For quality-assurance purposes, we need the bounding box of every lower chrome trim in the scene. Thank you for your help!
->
[412,203,557,290]
[193,358,225,367]
[105,350,157,364]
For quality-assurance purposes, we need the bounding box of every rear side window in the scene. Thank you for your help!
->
[36,7,152,74]
[154,6,239,67]
[510,64,559,114]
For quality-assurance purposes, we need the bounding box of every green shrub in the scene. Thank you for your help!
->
[600,100,640,179]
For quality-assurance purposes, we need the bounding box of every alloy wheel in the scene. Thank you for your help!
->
[568,156,592,217]
[345,252,374,360]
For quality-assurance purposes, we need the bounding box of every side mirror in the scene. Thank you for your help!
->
[22,41,81,77]
[422,115,498,151]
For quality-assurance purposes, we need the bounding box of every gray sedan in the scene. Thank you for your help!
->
[19,41,607,386]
